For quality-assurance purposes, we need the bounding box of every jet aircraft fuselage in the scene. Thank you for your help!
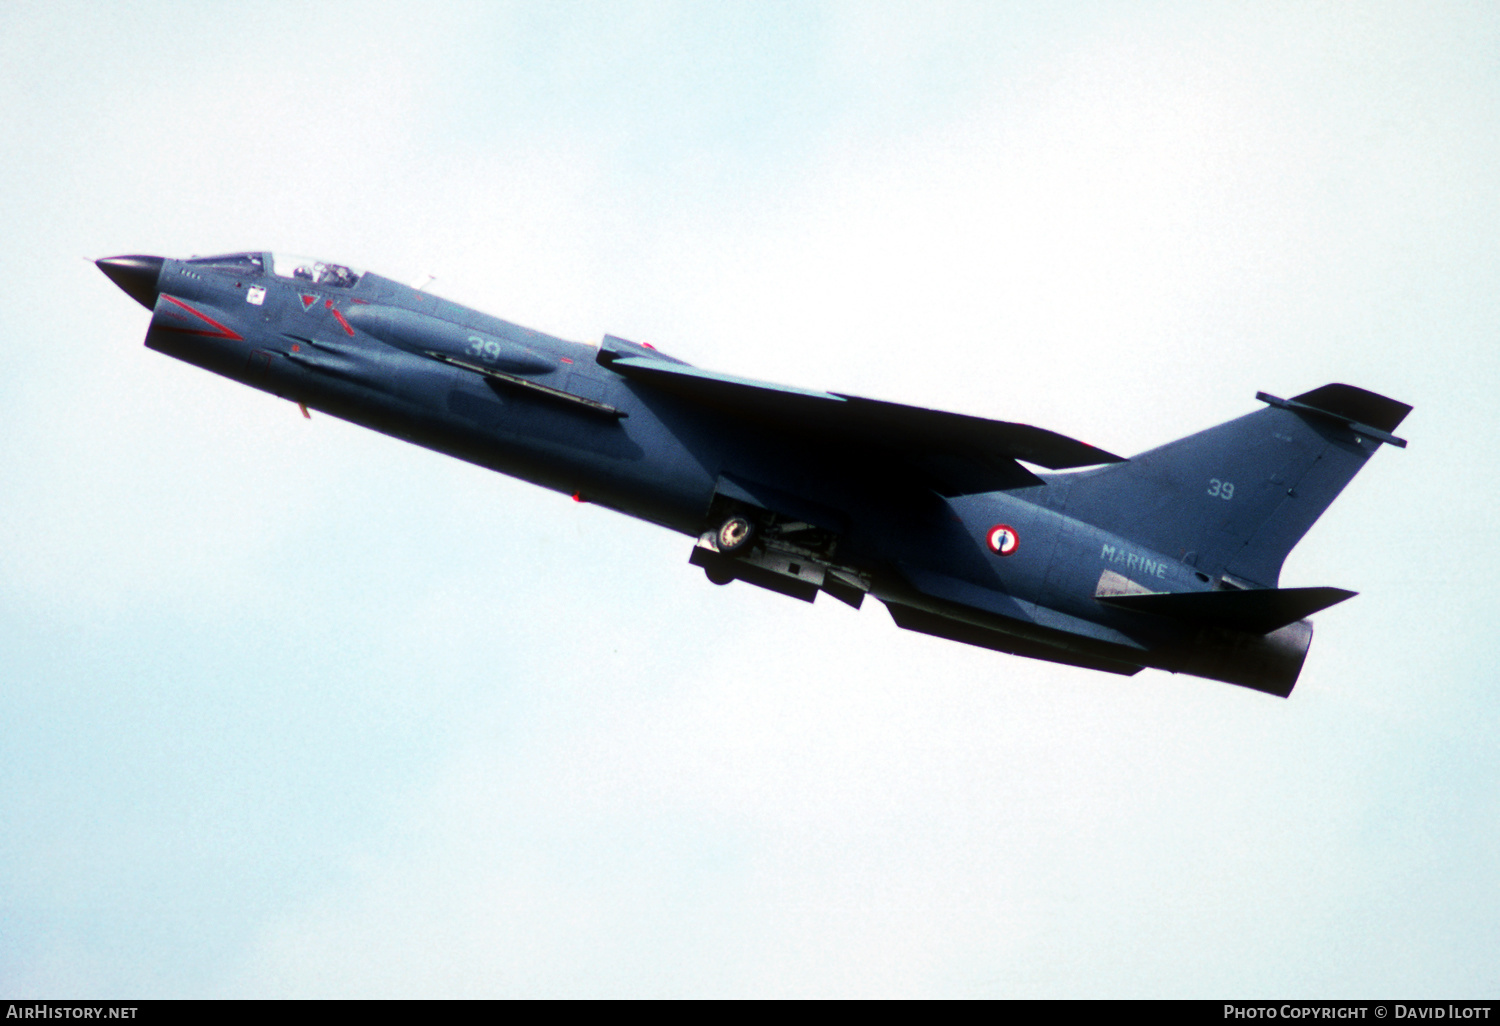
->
[98,252,1411,696]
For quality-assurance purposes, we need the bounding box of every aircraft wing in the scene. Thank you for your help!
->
[602,353,1123,472]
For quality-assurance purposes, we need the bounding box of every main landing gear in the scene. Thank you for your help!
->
[715,513,755,555]
[704,513,755,584]
[691,507,866,607]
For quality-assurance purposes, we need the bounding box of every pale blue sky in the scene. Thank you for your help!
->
[1,0,1496,997]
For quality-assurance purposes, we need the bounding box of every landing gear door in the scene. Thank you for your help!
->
[710,473,849,536]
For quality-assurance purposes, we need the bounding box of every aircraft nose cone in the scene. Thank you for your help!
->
[96,254,165,310]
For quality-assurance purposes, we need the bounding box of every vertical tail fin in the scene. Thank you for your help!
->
[1053,385,1410,587]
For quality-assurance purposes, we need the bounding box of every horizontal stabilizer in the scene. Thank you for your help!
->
[1098,586,1356,635]
[885,602,1144,676]
[602,354,1122,470]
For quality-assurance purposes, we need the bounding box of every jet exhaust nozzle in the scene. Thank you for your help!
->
[97,255,165,310]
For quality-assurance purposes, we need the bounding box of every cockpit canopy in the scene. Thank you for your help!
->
[271,253,363,289]
[186,252,265,274]
[181,251,365,289]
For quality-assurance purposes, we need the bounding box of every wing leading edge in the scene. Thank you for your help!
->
[600,350,1123,472]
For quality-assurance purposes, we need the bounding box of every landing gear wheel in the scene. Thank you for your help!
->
[716,513,755,554]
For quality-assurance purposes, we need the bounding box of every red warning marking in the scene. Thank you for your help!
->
[157,295,244,340]
[572,492,585,503]
[300,294,317,309]
[291,343,301,352]
[986,524,1019,556]
[640,342,656,350]
[560,357,573,364]
[324,300,354,336]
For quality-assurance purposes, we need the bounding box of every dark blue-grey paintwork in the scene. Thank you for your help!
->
[98,252,1412,697]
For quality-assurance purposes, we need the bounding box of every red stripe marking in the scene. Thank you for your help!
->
[560,357,573,364]
[158,295,244,340]
[325,300,354,336]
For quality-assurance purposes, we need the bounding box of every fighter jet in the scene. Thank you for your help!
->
[98,252,1410,697]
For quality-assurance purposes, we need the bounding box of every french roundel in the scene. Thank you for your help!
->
[986,524,1019,556]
